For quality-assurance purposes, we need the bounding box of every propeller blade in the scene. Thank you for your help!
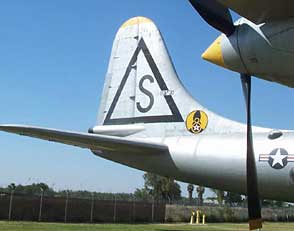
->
[240,74,262,230]
[189,0,235,36]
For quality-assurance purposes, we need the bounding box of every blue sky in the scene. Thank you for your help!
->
[0,1,294,195]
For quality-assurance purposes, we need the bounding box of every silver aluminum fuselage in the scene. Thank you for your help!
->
[93,131,294,202]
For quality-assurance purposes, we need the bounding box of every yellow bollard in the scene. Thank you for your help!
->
[196,210,200,224]
[190,211,195,224]
[202,214,206,225]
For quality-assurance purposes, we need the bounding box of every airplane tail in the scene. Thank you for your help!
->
[93,16,245,137]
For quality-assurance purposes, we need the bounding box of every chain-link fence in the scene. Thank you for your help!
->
[0,191,165,223]
[165,204,294,223]
[2,191,294,223]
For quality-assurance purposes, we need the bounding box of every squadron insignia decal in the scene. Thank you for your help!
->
[259,148,294,169]
[185,110,208,134]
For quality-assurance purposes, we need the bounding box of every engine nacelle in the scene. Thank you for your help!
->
[202,18,294,87]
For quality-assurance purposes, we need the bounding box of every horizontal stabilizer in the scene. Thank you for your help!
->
[0,124,167,155]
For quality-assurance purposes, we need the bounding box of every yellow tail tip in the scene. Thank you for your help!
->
[120,16,153,28]
[202,35,226,68]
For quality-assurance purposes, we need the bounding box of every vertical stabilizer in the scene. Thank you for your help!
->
[96,17,248,137]
[97,17,185,126]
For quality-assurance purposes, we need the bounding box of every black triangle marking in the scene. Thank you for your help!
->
[103,38,183,125]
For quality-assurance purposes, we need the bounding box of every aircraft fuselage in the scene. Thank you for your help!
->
[93,130,294,202]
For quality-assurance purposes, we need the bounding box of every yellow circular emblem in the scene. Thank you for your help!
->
[185,110,208,134]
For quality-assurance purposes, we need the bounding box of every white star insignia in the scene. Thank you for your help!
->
[193,124,201,132]
[270,148,287,167]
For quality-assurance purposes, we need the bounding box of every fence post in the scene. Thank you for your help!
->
[113,195,117,223]
[8,189,15,221]
[132,198,136,223]
[151,197,154,223]
[64,191,69,223]
[38,188,44,222]
[90,193,94,223]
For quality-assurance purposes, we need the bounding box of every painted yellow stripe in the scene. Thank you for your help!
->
[121,16,152,28]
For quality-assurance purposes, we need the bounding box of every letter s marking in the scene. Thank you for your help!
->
[136,75,154,113]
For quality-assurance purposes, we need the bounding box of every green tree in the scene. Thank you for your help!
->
[18,183,53,196]
[187,184,194,203]
[262,199,286,208]
[8,183,16,191]
[274,200,286,207]
[196,186,205,206]
[143,172,181,202]
[5,183,54,196]
[134,188,152,200]
[225,191,242,205]
[211,189,225,205]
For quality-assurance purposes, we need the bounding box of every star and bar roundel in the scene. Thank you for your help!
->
[259,148,294,170]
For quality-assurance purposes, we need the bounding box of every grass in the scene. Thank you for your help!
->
[0,222,294,231]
